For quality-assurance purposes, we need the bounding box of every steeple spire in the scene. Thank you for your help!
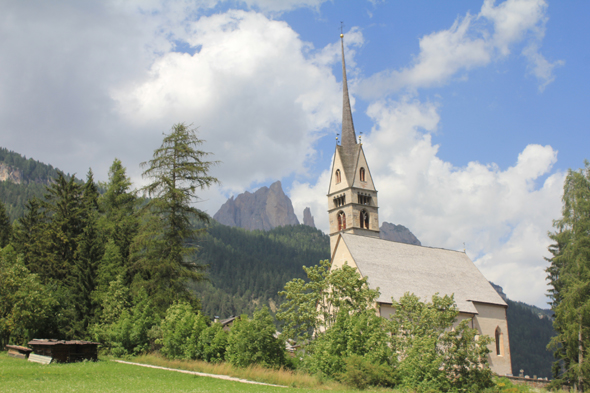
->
[340,32,357,151]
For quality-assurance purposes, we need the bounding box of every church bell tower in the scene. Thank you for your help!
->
[328,33,379,255]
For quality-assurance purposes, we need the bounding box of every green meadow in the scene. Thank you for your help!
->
[0,352,368,393]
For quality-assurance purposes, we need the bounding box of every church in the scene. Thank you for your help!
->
[328,33,512,376]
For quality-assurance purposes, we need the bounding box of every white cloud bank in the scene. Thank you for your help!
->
[359,0,564,96]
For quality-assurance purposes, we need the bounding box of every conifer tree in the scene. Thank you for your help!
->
[132,123,219,312]
[43,172,85,282]
[73,170,104,334]
[99,159,137,264]
[12,198,54,281]
[547,160,590,392]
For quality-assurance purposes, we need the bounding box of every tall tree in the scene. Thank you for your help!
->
[42,172,85,282]
[11,198,54,281]
[72,170,104,335]
[99,159,137,264]
[132,123,219,313]
[547,160,590,392]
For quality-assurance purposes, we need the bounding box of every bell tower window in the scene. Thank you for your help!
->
[333,194,346,207]
[360,167,366,182]
[335,169,341,184]
[337,211,346,231]
[360,210,369,229]
[358,193,371,205]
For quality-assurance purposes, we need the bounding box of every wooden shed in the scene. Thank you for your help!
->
[27,339,100,363]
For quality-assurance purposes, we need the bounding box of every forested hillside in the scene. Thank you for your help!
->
[192,223,330,318]
[506,299,555,378]
[0,147,78,221]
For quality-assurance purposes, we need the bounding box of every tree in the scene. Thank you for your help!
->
[277,259,379,343]
[0,245,56,347]
[278,261,493,390]
[132,123,219,313]
[547,160,590,392]
[226,307,286,368]
[42,172,85,282]
[389,293,493,392]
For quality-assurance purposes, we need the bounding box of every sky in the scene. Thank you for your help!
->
[1,0,589,308]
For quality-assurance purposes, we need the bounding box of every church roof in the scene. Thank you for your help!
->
[339,233,507,314]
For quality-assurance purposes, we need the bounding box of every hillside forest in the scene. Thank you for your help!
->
[0,129,581,388]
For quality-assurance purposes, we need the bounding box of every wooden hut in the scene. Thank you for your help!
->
[27,339,100,363]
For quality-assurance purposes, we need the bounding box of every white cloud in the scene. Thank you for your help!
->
[360,0,563,97]
[294,97,563,307]
[113,10,359,214]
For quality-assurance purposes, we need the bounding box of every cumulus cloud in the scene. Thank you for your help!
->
[293,97,563,307]
[114,10,359,205]
[359,0,563,97]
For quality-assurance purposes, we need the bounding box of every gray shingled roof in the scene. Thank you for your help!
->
[339,234,506,314]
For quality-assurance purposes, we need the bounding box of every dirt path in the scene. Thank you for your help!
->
[112,360,287,388]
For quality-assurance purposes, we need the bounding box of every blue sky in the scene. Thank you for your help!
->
[1,0,588,307]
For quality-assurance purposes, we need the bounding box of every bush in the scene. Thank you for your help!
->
[339,355,397,390]
[90,285,159,356]
[226,307,285,368]
[159,302,208,359]
[196,322,228,362]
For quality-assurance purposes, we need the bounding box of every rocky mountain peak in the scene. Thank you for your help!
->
[303,207,315,228]
[213,181,299,231]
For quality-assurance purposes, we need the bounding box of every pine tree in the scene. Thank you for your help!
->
[132,123,219,313]
[547,160,590,392]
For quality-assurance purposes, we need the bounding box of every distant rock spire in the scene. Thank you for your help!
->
[303,207,316,228]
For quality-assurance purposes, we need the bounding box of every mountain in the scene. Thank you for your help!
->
[213,181,300,230]
[191,222,330,318]
[303,207,315,228]
[379,222,421,245]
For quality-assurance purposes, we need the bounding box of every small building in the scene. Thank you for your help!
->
[27,339,100,363]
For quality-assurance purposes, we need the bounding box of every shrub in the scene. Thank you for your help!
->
[159,302,208,359]
[226,307,285,368]
[196,322,228,362]
[339,355,396,390]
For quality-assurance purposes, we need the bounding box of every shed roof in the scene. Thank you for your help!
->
[339,234,506,314]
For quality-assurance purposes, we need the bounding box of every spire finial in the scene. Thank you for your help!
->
[340,24,357,152]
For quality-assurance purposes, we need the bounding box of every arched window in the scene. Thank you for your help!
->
[359,167,366,182]
[360,210,369,229]
[338,211,346,231]
[495,327,503,356]
[335,169,341,184]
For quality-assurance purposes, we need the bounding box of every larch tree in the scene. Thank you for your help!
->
[132,123,219,313]
[547,160,590,392]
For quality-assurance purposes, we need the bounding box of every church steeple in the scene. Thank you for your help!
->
[328,32,380,255]
[340,33,357,153]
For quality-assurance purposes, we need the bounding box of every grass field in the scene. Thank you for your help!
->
[0,352,375,393]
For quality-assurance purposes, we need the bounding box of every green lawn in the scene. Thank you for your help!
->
[0,352,365,393]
